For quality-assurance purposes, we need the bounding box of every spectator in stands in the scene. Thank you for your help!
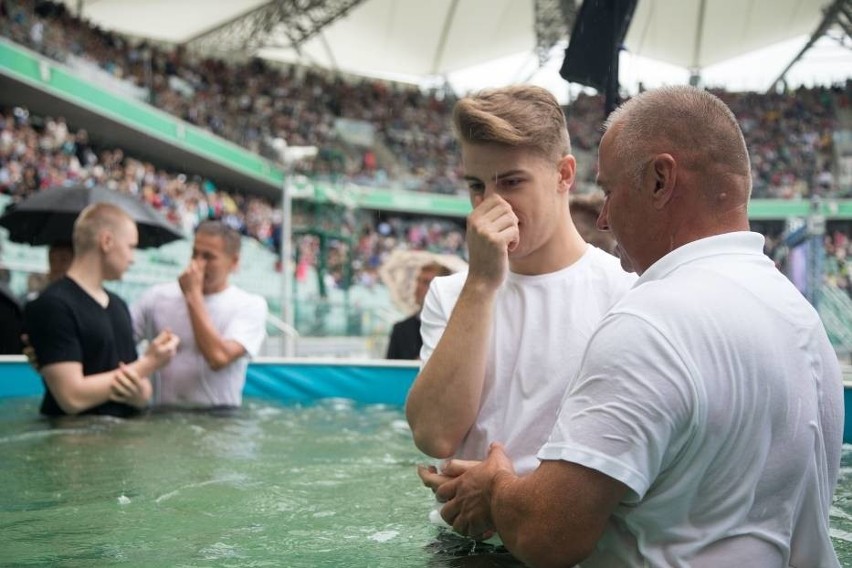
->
[131,220,268,409]
[47,241,74,283]
[386,261,451,360]
[569,192,616,255]
[432,86,842,567]
[0,266,24,354]
[406,85,636,480]
[24,203,179,417]
[17,243,75,306]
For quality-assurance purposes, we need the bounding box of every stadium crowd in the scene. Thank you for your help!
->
[1,0,849,198]
[0,105,465,290]
[0,0,849,298]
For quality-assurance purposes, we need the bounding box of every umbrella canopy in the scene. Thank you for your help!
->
[379,249,467,315]
[0,185,184,249]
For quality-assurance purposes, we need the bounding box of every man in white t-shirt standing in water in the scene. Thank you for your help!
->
[406,85,635,482]
[132,220,267,409]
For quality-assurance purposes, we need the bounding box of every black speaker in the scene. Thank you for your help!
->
[559,0,638,92]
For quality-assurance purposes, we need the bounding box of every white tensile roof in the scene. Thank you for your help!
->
[57,0,837,81]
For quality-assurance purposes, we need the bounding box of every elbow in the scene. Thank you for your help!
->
[408,419,460,459]
[405,399,463,458]
[413,432,457,460]
[53,394,90,416]
[508,529,593,568]
[204,351,232,371]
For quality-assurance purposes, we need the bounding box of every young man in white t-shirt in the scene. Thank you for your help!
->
[406,85,635,479]
[434,86,843,567]
[132,220,267,409]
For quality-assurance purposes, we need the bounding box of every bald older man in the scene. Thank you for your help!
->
[431,86,843,567]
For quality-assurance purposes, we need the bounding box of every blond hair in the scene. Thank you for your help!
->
[72,202,134,254]
[453,84,571,160]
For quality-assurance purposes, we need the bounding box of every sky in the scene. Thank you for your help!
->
[437,34,852,104]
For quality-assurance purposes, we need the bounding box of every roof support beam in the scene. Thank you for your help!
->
[187,0,366,58]
[769,0,852,92]
[688,0,708,83]
[430,0,460,75]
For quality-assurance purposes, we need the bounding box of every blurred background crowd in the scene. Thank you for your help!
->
[0,0,849,311]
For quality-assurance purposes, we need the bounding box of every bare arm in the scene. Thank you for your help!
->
[438,444,628,568]
[180,260,246,370]
[406,281,496,457]
[39,331,179,415]
[405,194,518,458]
[41,362,128,414]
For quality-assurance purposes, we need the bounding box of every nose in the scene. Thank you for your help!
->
[471,183,498,207]
[596,200,610,231]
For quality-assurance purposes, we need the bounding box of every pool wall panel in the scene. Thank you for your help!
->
[0,357,418,406]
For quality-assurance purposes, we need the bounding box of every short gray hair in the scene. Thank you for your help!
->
[195,220,241,256]
[603,86,751,191]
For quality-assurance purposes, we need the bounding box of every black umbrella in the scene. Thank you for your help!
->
[0,185,184,249]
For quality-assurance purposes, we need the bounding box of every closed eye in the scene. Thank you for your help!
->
[499,177,523,189]
[467,181,485,193]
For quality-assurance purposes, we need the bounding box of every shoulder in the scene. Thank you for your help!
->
[25,281,68,314]
[396,314,420,328]
[229,285,266,304]
[0,284,21,311]
[224,286,268,315]
[430,270,467,297]
[138,281,181,303]
[583,247,637,293]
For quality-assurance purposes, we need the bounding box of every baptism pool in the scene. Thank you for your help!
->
[2,355,852,567]
[0,397,456,567]
[2,396,852,567]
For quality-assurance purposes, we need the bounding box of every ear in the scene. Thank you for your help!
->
[650,153,676,210]
[557,154,576,194]
[99,229,114,253]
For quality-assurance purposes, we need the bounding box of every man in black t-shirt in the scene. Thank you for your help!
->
[24,203,179,417]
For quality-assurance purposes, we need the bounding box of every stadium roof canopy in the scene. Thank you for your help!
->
[58,0,849,85]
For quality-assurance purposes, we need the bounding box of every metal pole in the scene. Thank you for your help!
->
[807,194,826,308]
[281,175,295,357]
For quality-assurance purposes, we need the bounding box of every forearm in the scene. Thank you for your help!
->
[127,353,159,380]
[42,365,117,415]
[491,464,618,568]
[489,473,583,568]
[406,280,496,458]
[184,293,237,370]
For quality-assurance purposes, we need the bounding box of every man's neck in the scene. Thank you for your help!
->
[509,225,588,276]
[66,260,108,307]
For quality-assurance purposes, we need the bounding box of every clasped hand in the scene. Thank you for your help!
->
[418,443,516,541]
[109,362,151,408]
[144,329,180,368]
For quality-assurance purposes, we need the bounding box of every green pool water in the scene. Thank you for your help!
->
[1,397,851,567]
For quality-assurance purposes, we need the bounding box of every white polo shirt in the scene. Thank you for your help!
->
[540,232,843,567]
